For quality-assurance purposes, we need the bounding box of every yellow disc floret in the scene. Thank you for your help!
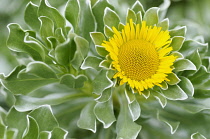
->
[102,19,177,93]
[118,39,159,81]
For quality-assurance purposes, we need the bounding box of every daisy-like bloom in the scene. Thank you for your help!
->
[102,19,177,93]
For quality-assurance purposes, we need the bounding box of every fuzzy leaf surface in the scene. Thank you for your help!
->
[77,102,96,133]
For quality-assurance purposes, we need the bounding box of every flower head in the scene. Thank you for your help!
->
[102,19,176,93]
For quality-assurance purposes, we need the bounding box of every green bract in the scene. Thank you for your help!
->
[0,0,210,139]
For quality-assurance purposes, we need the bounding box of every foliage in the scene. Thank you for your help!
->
[0,0,210,138]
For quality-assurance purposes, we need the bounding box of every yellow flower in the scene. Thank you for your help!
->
[102,19,177,93]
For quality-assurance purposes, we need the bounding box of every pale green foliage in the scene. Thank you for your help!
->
[0,0,210,139]
[2,105,67,138]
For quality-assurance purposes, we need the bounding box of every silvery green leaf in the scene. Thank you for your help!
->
[29,105,58,132]
[96,126,115,139]
[60,74,87,88]
[103,7,120,29]
[38,0,66,33]
[99,59,111,69]
[47,37,57,51]
[179,40,208,57]
[160,85,188,100]
[183,104,207,114]
[23,116,39,139]
[94,99,116,128]
[153,91,167,108]
[136,11,142,25]
[104,25,114,38]
[6,107,28,139]
[55,34,76,66]
[160,81,168,90]
[95,45,109,57]
[191,132,207,139]
[71,36,89,70]
[15,90,84,112]
[107,67,116,79]
[202,80,210,90]
[39,16,54,46]
[169,26,186,37]
[25,61,57,79]
[0,122,6,138]
[174,59,197,72]
[157,111,180,134]
[24,34,46,60]
[128,100,141,121]
[65,0,80,31]
[118,22,125,31]
[186,49,202,70]
[179,98,210,113]
[171,51,184,59]
[178,76,194,97]
[77,0,96,41]
[95,88,112,103]
[192,72,210,91]
[81,56,102,70]
[194,36,205,43]
[166,72,181,85]
[55,28,66,43]
[51,127,68,139]
[142,89,150,99]
[1,65,58,95]
[92,0,114,32]
[77,102,96,133]
[55,99,90,134]
[24,2,40,31]
[143,7,159,26]
[131,0,145,14]
[126,9,137,23]
[90,32,106,45]
[6,128,18,139]
[116,93,141,139]
[39,131,51,139]
[193,89,210,98]
[7,24,45,61]
[125,88,136,103]
[157,18,169,31]
[189,66,210,87]
[26,30,36,38]
[65,25,71,34]
[0,107,7,125]
[171,36,185,51]
[1,85,16,107]
[202,58,210,71]
[92,70,113,95]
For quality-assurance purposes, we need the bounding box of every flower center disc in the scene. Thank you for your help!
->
[118,39,159,81]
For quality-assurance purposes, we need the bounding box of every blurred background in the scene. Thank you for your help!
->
[0,0,210,75]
